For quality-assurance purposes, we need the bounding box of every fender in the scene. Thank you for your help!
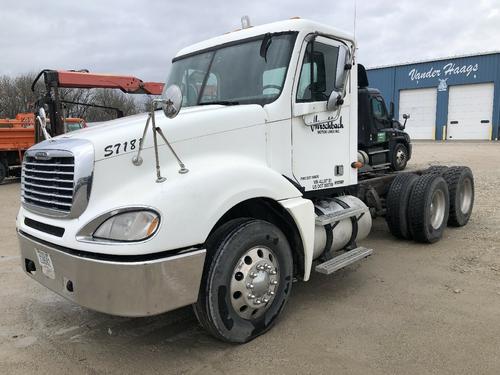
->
[279,197,315,281]
[153,154,305,251]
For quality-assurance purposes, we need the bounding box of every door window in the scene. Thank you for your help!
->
[371,97,386,119]
[296,40,339,102]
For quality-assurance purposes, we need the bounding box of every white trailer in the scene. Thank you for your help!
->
[16,18,474,343]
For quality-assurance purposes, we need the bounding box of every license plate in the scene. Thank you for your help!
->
[35,249,55,279]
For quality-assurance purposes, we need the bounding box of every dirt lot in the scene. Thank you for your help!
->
[1,141,499,374]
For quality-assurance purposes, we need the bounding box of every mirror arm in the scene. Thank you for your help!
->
[150,104,166,183]
[131,113,151,166]
[36,116,52,140]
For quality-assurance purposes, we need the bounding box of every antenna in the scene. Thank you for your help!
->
[353,0,357,41]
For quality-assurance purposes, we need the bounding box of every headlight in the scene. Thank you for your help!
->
[93,210,160,241]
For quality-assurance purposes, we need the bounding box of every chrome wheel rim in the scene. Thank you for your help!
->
[430,189,446,229]
[396,148,406,167]
[230,246,279,320]
[459,178,473,214]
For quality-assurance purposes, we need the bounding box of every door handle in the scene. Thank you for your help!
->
[450,121,458,124]
[481,120,490,124]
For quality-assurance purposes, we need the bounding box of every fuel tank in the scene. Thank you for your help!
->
[313,195,372,259]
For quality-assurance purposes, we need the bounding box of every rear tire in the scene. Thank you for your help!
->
[390,143,409,171]
[386,173,419,240]
[425,165,449,176]
[408,174,449,243]
[193,219,293,343]
[443,166,474,227]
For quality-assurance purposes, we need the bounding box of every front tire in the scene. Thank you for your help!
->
[194,219,293,343]
[390,143,409,171]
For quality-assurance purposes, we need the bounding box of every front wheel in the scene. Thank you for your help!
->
[193,219,293,343]
[390,143,409,171]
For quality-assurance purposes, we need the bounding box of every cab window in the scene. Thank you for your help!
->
[371,97,387,119]
[296,40,339,102]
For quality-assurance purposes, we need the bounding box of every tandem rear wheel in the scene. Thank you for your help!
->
[386,166,474,244]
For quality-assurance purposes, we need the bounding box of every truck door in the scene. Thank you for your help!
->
[371,96,390,129]
[291,36,355,192]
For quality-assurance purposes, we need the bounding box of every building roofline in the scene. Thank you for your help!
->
[366,50,500,70]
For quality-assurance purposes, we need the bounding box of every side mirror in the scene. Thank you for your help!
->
[334,45,351,93]
[402,113,410,129]
[328,44,351,113]
[161,85,183,119]
[327,90,342,112]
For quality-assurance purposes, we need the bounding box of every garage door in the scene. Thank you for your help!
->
[399,88,437,139]
[447,83,494,140]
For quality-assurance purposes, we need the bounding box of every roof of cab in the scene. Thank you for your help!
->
[174,18,354,59]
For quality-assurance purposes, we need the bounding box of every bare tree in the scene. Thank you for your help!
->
[0,73,43,118]
[0,72,145,122]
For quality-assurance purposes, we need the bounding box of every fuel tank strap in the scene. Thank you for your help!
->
[331,197,359,250]
[314,206,334,257]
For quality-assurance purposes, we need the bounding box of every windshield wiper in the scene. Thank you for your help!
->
[260,33,272,62]
[199,101,240,106]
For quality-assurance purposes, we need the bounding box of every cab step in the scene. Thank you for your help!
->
[315,206,365,226]
[368,149,389,155]
[315,246,373,275]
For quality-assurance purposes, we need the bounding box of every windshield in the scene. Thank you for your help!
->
[167,32,297,107]
[65,122,84,132]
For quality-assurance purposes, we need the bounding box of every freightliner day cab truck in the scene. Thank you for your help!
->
[17,18,474,343]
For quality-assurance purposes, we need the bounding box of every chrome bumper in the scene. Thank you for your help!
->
[18,231,206,317]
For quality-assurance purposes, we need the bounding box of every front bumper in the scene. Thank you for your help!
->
[18,231,206,317]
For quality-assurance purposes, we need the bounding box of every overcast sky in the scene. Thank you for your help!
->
[2,0,499,82]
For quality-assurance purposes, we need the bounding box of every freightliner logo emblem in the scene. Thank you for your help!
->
[34,151,51,161]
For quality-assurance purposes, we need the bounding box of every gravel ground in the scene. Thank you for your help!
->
[0,141,499,374]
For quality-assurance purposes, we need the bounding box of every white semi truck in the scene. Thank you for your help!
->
[17,18,474,343]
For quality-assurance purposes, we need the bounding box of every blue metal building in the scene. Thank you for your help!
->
[367,52,500,140]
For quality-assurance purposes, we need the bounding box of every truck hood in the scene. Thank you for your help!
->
[56,104,267,161]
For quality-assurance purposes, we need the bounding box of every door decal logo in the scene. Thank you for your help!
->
[310,115,344,134]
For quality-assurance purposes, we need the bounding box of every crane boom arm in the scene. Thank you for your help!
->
[54,70,164,95]
[31,69,165,139]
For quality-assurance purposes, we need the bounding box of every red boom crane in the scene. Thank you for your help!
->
[31,69,164,140]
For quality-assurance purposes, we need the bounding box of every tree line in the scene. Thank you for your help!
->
[0,72,153,122]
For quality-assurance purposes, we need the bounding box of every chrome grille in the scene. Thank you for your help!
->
[22,139,94,218]
[22,152,75,214]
